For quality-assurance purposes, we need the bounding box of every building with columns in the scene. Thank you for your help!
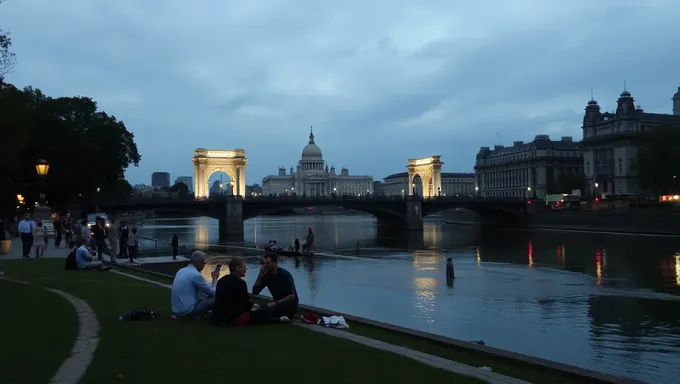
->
[262,128,374,196]
[376,172,475,197]
[581,87,680,195]
[475,135,584,199]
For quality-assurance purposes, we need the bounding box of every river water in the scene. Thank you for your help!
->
[136,214,680,383]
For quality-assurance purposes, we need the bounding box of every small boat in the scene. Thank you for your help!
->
[273,249,314,257]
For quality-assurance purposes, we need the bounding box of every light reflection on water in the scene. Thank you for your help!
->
[137,215,680,384]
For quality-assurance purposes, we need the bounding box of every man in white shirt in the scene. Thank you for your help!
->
[18,214,34,258]
[75,238,106,270]
[170,251,219,318]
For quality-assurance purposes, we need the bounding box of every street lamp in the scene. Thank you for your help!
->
[527,186,532,199]
[35,159,50,176]
[412,182,416,196]
[35,159,50,206]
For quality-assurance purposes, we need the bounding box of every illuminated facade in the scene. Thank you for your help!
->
[192,149,247,198]
[376,171,475,197]
[261,128,373,196]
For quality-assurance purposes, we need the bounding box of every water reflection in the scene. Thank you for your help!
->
[136,215,680,383]
[196,221,209,246]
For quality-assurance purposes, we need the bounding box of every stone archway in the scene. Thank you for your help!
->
[407,156,443,199]
[192,148,247,198]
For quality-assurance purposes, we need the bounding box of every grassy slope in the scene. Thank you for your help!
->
[116,264,591,383]
[0,279,78,384]
[1,259,482,384]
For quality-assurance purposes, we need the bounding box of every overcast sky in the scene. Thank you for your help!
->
[3,1,679,185]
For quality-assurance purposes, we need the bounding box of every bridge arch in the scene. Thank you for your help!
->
[407,156,443,198]
[193,148,247,198]
[242,201,404,221]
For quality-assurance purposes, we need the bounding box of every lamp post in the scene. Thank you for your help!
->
[594,182,599,199]
[35,159,50,206]
[527,186,532,199]
[475,186,479,198]
[412,182,416,196]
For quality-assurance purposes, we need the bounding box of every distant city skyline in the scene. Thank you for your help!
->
[4,1,679,185]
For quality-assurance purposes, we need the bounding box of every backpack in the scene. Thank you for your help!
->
[64,250,78,270]
[118,308,157,321]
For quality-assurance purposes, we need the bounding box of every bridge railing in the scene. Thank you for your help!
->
[95,194,529,206]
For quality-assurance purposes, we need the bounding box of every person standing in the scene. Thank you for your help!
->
[92,217,108,261]
[109,220,120,264]
[32,219,46,258]
[118,221,129,259]
[171,234,179,260]
[126,227,138,263]
[18,214,34,258]
[52,214,63,248]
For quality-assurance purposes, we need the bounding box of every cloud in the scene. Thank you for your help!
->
[3,0,680,184]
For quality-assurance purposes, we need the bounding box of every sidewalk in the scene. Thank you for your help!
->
[0,237,186,265]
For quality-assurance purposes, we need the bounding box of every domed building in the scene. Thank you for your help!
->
[262,128,374,196]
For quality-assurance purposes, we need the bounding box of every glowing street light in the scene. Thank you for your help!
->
[35,159,50,177]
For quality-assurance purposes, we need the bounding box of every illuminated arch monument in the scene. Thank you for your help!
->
[407,156,443,198]
[192,149,247,198]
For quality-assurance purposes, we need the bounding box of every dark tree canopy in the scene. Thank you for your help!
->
[169,181,191,199]
[0,82,141,216]
[638,123,680,194]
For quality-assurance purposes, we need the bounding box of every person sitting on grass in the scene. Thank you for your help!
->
[170,251,218,319]
[213,257,260,325]
[75,238,110,270]
[251,252,299,322]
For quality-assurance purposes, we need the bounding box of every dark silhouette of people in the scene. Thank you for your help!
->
[171,234,179,260]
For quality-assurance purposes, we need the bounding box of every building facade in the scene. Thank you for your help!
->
[262,129,374,196]
[375,172,476,197]
[582,87,680,195]
[151,172,170,189]
[175,176,193,192]
[475,135,584,199]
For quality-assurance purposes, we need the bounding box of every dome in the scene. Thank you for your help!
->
[301,128,323,158]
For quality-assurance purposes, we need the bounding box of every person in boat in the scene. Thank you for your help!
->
[270,241,282,251]
[302,227,314,252]
[293,238,300,252]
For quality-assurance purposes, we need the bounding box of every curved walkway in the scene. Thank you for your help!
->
[2,277,100,384]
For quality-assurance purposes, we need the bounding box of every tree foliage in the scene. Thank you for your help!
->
[0,0,17,80]
[169,181,190,199]
[638,123,680,194]
[0,82,141,217]
[547,171,586,195]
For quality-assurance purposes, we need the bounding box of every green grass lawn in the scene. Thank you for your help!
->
[0,278,78,384]
[0,259,483,384]
[117,264,593,384]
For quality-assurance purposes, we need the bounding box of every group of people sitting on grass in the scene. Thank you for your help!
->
[169,251,297,325]
[64,238,112,271]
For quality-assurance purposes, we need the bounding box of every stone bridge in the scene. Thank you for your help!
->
[93,196,533,236]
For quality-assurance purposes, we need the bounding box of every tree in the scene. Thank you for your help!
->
[169,181,190,199]
[0,84,141,217]
[0,0,17,80]
[638,123,680,194]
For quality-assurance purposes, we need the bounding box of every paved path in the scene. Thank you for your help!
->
[1,277,100,384]
[0,238,186,265]
[109,269,531,384]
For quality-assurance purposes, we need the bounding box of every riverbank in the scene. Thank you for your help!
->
[1,258,572,384]
[441,210,680,236]
[107,259,639,384]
